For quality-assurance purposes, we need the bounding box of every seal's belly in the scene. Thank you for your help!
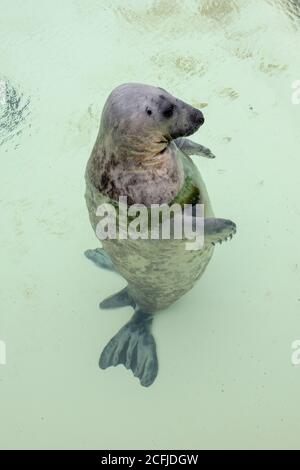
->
[102,238,214,312]
[85,153,215,312]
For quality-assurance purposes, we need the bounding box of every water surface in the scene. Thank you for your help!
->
[0,0,300,450]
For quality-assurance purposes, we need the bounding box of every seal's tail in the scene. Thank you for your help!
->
[99,309,158,387]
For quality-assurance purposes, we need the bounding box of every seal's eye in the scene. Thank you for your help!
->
[146,107,152,116]
[162,104,174,119]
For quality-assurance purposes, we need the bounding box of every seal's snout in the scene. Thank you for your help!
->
[191,109,205,126]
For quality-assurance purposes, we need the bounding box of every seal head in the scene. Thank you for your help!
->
[88,83,205,205]
[99,82,204,155]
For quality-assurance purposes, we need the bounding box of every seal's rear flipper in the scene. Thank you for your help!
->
[204,218,237,245]
[99,309,158,387]
[84,248,116,272]
[100,286,134,309]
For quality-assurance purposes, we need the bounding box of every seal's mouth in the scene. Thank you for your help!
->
[184,110,205,137]
[192,109,205,125]
[155,108,205,154]
[170,109,205,140]
[154,135,170,155]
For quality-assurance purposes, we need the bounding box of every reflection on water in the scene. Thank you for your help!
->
[274,0,300,22]
[0,79,30,147]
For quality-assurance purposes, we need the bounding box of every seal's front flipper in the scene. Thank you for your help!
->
[204,217,237,245]
[174,137,216,159]
[100,287,134,309]
[84,248,116,272]
[99,309,158,387]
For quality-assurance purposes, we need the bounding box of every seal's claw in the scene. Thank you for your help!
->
[204,218,237,246]
[201,148,216,159]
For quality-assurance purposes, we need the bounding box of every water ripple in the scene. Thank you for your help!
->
[0,79,30,147]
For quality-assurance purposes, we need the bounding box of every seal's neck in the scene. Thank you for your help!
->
[90,133,184,205]
[102,130,169,166]
[127,144,171,171]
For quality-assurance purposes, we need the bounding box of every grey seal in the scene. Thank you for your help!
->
[85,83,236,387]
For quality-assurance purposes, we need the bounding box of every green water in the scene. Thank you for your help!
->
[1,0,300,450]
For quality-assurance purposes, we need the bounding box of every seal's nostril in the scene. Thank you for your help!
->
[191,110,204,126]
